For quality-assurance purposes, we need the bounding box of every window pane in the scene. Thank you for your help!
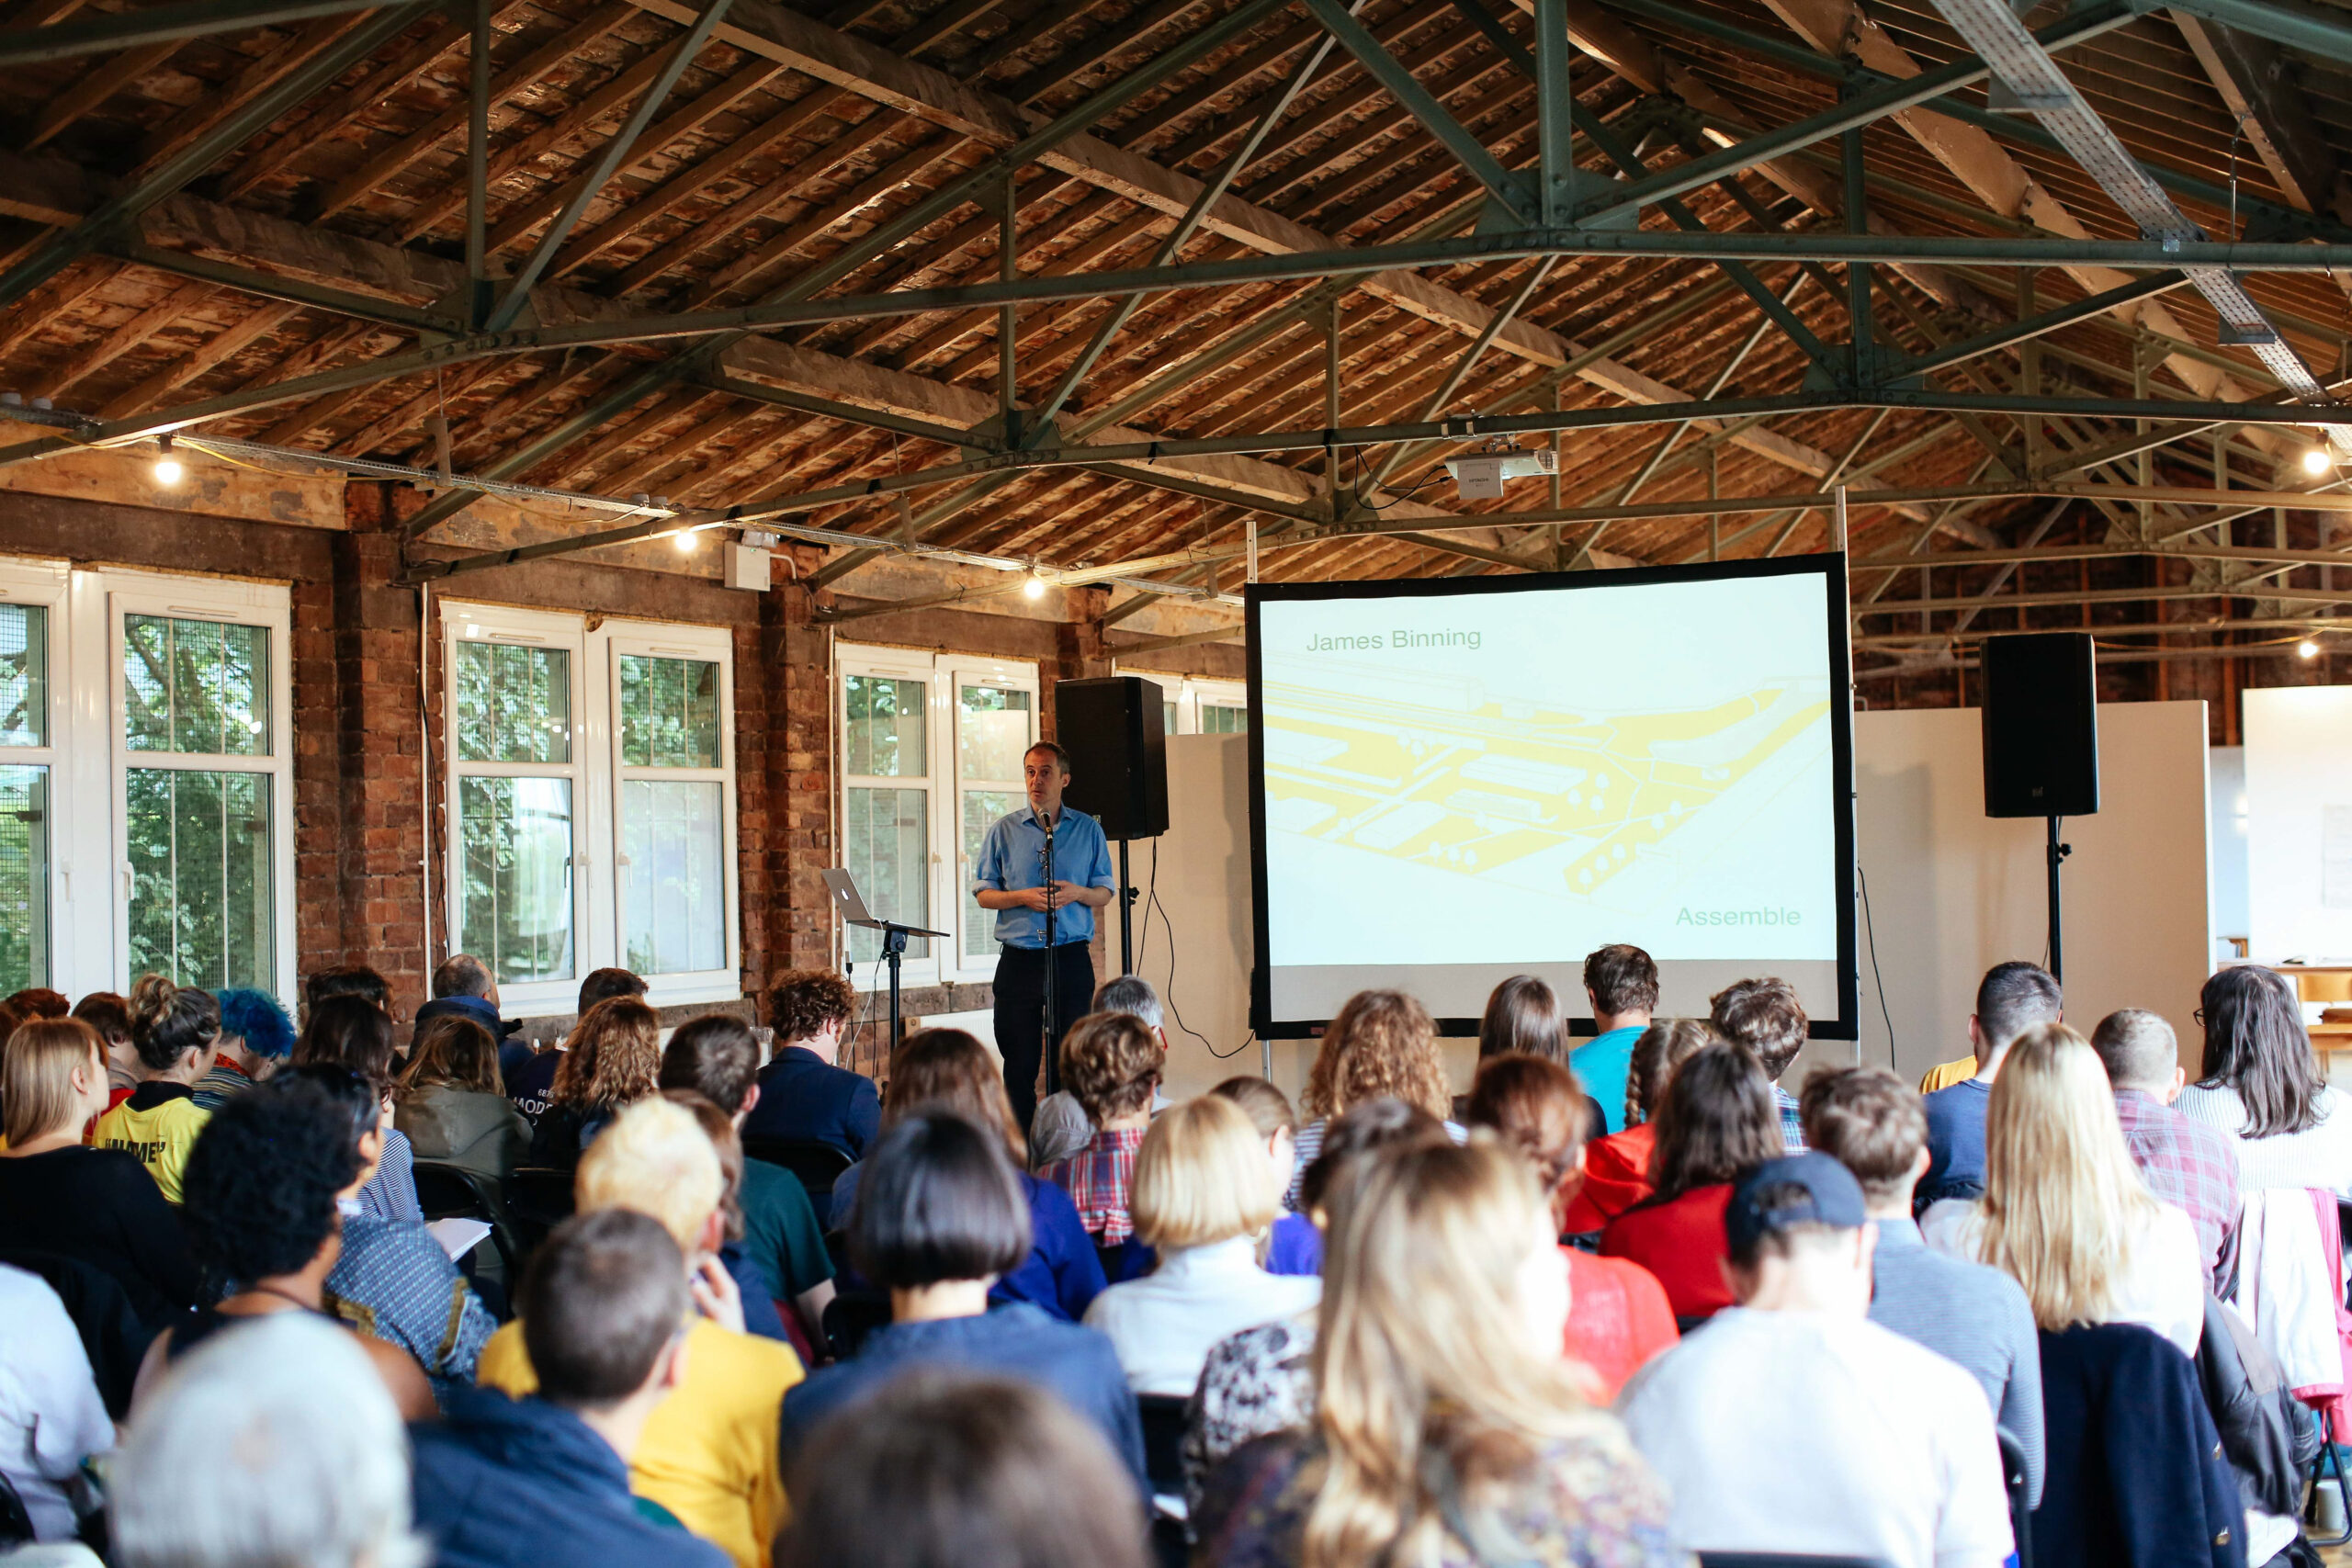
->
[620,655,721,769]
[845,676,924,778]
[126,769,272,988]
[123,615,269,756]
[0,604,47,748]
[962,788,1014,959]
[843,786,929,964]
[453,642,571,764]
[958,685,1031,781]
[1202,704,1250,735]
[1163,700,1178,736]
[0,765,49,991]
[458,776,575,983]
[622,779,726,975]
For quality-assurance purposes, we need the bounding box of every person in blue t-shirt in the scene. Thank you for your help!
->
[1916,961,2064,1216]
[971,741,1117,1134]
[1571,944,1657,1134]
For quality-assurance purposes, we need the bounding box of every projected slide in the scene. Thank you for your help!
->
[1249,558,1854,1034]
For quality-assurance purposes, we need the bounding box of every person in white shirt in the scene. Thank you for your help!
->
[1920,1023,2204,1357]
[0,1264,115,1540]
[1617,1152,2013,1568]
[2177,964,2352,1194]
[1084,1095,1319,1396]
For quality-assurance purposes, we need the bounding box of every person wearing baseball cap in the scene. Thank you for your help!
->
[1615,1153,2013,1568]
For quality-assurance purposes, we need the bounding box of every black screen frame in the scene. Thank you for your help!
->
[1243,551,1860,1041]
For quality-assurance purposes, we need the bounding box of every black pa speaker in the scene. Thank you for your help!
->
[1053,676,1169,840]
[1981,631,2099,818]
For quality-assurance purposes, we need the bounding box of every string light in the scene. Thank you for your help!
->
[673,528,698,554]
[2300,638,2322,660]
[2304,446,2334,477]
[1023,563,1046,600]
[153,435,183,486]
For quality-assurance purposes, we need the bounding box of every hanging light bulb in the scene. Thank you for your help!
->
[153,435,184,486]
[673,527,698,554]
[1023,563,1046,600]
[2300,638,2322,660]
[2303,446,2334,477]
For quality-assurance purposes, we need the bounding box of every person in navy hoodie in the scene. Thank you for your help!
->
[741,969,880,1168]
[409,1209,728,1568]
[412,953,526,1084]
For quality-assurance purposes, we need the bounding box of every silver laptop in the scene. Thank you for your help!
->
[820,869,946,935]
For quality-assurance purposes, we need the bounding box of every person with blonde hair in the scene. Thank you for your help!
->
[1041,1010,1163,1247]
[92,974,219,1202]
[1193,1140,1677,1568]
[529,995,662,1168]
[0,1016,202,1322]
[476,1097,804,1568]
[1286,989,1460,1211]
[1083,1096,1320,1394]
[1922,1022,2203,1356]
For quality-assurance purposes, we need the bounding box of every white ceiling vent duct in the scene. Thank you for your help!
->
[1928,0,2347,446]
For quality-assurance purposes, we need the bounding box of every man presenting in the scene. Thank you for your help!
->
[974,741,1115,1133]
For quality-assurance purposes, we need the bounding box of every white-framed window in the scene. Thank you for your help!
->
[838,644,1038,989]
[1120,669,1249,736]
[441,601,738,1013]
[0,557,296,1000]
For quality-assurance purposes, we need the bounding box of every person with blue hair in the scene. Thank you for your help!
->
[195,988,298,1111]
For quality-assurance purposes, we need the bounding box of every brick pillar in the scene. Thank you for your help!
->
[290,572,342,991]
[330,484,431,1016]
[755,547,849,1051]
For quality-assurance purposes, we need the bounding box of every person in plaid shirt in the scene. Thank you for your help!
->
[1711,977,1811,1152]
[1042,1011,1162,1245]
[2091,1009,2242,1292]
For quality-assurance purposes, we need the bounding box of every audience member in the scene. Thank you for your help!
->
[1465,1054,1678,1402]
[2178,963,2352,1193]
[1572,944,1657,1134]
[1561,1018,1715,1234]
[529,995,662,1168]
[782,1113,1147,1490]
[111,1313,426,1568]
[1709,976,1808,1150]
[145,1081,435,1418]
[1617,1155,2013,1567]
[1040,1010,1162,1246]
[412,1210,728,1568]
[1193,1139,1677,1568]
[1599,1040,1780,1323]
[1800,1065,2043,1507]
[661,1013,836,1339]
[1916,960,2064,1211]
[294,993,423,1222]
[1031,974,1170,1169]
[662,1089,798,1347]
[478,1097,802,1568]
[505,968,648,1118]
[0,1016,202,1322]
[281,1066,496,1398]
[305,964,395,1020]
[395,1013,531,1184]
[6,986,68,1021]
[1209,1076,1315,1275]
[0,1261,113,1540]
[1180,1099,1451,1517]
[839,1027,1106,1323]
[1477,973,1566,1065]
[1287,988,1460,1210]
[778,1371,1148,1568]
[412,953,525,1084]
[740,968,877,1175]
[92,974,220,1202]
[2090,1007,2241,1291]
[1922,1022,2204,1356]
[71,989,137,1112]
[192,987,295,1110]
[1085,1095,1320,1395]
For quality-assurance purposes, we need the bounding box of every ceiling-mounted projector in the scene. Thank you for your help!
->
[1443,441,1557,499]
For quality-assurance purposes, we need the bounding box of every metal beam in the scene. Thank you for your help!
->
[0,0,384,62]
[2162,0,2352,73]
[704,373,993,449]
[101,239,460,333]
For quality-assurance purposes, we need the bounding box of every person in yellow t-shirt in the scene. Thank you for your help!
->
[477,1095,801,1568]
[1918,1055,1979,1094]
[92,976,221,1203]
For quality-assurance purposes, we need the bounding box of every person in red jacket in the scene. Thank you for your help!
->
[1465,1052,1679,1400]
[1563,1019,1721,1235]
[1600,1041,1783,1324]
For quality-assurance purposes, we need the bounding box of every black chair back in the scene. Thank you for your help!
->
[1136,1392,1187,1499]
[743,1138,852,1220]
[0,1247,154,1419]
[1996,1427,2033,1568]
[413,1161,523,1315]
[821,1289,890,1361]
[502,1166,578,1258]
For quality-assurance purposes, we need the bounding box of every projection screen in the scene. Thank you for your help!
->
[1246,554,1858,1038]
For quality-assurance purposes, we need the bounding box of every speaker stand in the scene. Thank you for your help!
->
[1116,838,1140,976]
[2045,814,2073,985]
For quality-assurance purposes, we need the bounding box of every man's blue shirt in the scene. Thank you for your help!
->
[970,804,1115,948]
[1572,1025,1645,1134]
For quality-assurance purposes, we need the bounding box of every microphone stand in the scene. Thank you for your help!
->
[1041,815,1058,1098]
